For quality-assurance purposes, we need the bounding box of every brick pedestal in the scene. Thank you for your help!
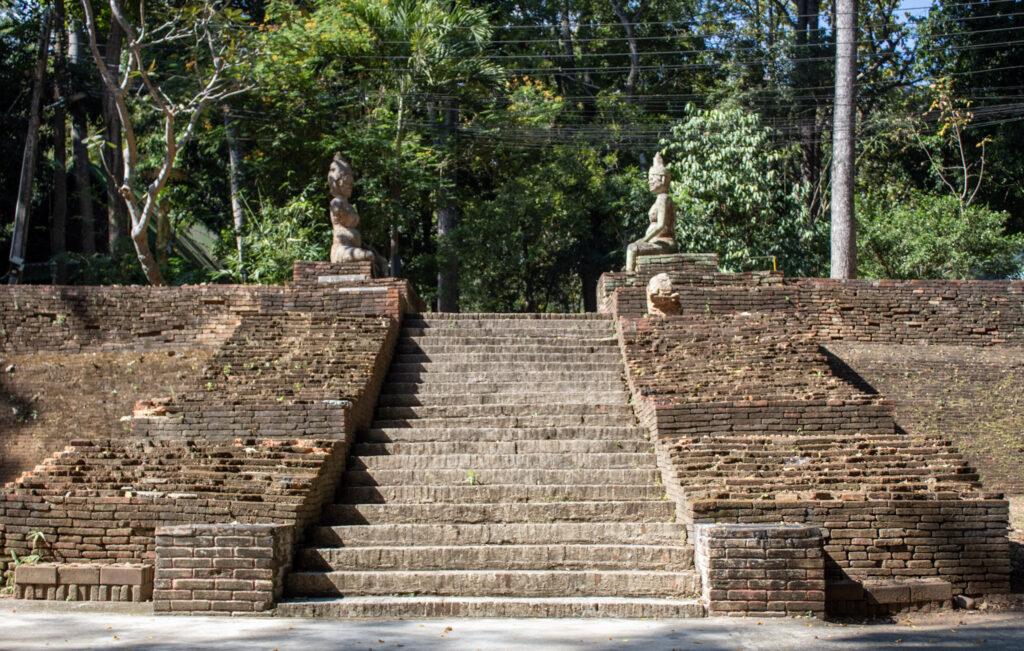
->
[154,523,292,614]
[694,523,825,618]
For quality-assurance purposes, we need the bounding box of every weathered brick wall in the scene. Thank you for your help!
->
[689,496,1009,597]
[693,524,825,617]
[616,309,1010,598]
[1,267,419,608]
[0,285,277,353]
[602,256,1024,345]
[154,524,291,614]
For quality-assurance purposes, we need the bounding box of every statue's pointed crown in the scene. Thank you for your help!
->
[649,152,671,183]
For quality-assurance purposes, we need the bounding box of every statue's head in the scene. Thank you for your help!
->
[328,153,354,199]
[648,152,671,193]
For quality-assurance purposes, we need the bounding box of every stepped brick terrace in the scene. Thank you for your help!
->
[0,254,1017,618]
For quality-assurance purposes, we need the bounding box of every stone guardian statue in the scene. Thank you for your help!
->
[625,153,677,271]
[328,153,388,277]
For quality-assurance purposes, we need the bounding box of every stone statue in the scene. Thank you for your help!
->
[646,272,680,317]
[328,153,388,276]
[625,153,677,271]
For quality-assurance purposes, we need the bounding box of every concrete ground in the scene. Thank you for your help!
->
[0,601,1022,650]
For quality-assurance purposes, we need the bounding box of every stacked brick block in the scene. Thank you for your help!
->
[693,524,825,617]
[13,563,153,602]
[154,524,291,613]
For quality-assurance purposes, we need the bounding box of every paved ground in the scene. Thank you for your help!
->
[0,601,1022,650]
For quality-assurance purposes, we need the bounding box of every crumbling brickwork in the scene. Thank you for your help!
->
[605,254,1013,613]
[1,264,421,613]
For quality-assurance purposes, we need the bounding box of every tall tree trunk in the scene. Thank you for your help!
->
[51,0,68,283]
[436,101,459,313]
[608,0,649,102]
[831,0,857,278]
[102,14,126,252]
[8,10,52,284]
[69,21,96,257]
[223,108,246,281]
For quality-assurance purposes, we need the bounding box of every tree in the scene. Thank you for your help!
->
[660,103,827,276]
[80,0,250,284]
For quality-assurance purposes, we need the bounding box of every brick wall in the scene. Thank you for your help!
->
[693,524,825,617]
[601,255,1024,345]
[13,562,153,602]
[613,296,1012,602]
[1,265,420,610]
[154,524,291,613]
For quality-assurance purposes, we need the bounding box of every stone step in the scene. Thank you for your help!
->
[338,484,666,503]
[352,440,653,456]
[380,381,627,396]
[388,361,622,374]
[307,522,686,547]
[362,426,647,443]
[322,500,676,524]
[348,452,654,470]
[285,569,700,599]
[295,544,693,572]
[372,415,635,429]
[401,327,615,340]
[373,403,634,420]
[399,336,619,349]
[341,468,660,486]
[405,312,610,321]
[393,345,614,356]
[386,371,624,384]
[394,353,622,365]
[275,595,704,619]
[376,392,628,407]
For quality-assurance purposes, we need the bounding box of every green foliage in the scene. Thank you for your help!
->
[217,186,327,284]
[858,190,1023,279]
[660,104,827,276]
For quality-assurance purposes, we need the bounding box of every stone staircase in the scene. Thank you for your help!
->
[277,313,702,618]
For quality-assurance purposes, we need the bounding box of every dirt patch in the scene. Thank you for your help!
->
[0,349,212,485]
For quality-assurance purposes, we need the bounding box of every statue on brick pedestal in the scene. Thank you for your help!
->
[328,153,388,277]
[625,153,677,272]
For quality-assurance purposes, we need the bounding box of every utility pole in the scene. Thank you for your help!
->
[9,10,52,284]
[831,0,857,279]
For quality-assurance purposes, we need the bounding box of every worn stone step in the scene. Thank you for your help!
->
[323,500,675,524]
[386,371,624,384]
[380,381,627,396]
[376,392,627,407]
[373,414,635,429]
[295,544,693,572]
[275,595,704,619]
[374,403,634,420]
[399,336,619,349]
[342,468,660,486]
[338,483,666,503]
[348,452,653,471]
[396,343,619,355]
[308,522,686,547]
[286,569,699,598]
[388,362,622,375]
[352,440,653,456]
[362,426,646,443]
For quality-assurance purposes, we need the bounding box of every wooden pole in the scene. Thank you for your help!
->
[830,0,857,279]
[8,10,53,284]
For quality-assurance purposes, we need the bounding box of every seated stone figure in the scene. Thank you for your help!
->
[625,153,677,272]
[328,153,388,277]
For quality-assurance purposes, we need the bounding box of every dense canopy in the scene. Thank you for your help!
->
[2,0,1023,310]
